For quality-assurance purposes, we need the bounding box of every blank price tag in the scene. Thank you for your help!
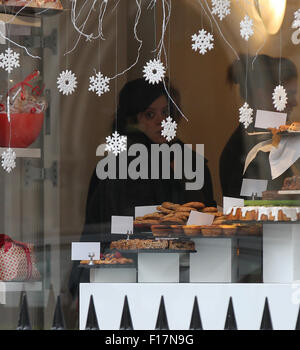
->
[223,197,245,214]
[255,110,287,129]
[187,211,214,226]
[111,216,133,234]
[71,242,100,261]
[240,178,268,197]
[135,206,158,218]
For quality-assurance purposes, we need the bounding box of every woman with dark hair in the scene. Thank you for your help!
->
[69,78,216,298]
[220,54,298,198]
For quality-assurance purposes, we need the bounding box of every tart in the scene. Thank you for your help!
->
[183,225,202,236]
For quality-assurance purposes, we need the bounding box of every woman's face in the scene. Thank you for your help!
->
[137,95,170,144]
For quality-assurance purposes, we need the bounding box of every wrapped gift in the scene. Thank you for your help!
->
[0,0,63,9]
[0,234,41,281]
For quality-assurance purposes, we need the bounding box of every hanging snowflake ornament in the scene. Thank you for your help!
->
[240,15,254,41]
[239,102,253,129]
[272,85,288,112]
[211,0,231,21]
[105,131,127,156]
[191,29,214,55]
[292,9,300,29]
[143,59,166,85]
[1,148,16,173]
[0,48,20,74]
[161,116,177,142]
[57,70,78,96]
[88,71,110,97]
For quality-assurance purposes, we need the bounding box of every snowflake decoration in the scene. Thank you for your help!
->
[191,29,214,55]
[239,102,253,129]
[272,85,288,112]
[240,15,254,41]
[143,59,166,85]
[211,0,231,21]
[105,131,127,156]
[161,116,177,142]
[88,71,110,97]
[0,48,20,74]
[1,148,16,173]
[292,9,300,29]
[57,70,78,96]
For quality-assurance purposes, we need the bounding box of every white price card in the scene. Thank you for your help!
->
[111,216,134,234]
[135,205,158,218]
[187,211,214,226]
[240,178,268,197]
[71,242,100,261]
[223,197,245,215]
[255,110,287,129]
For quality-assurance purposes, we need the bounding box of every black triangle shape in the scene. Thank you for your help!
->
[260,297,273,330]
[119,295,134,330]
[189,296,203,330]
[155,296,169,330]
[224,297,238,330]
[85,295,100,330]
[295,305,300,330]
[51,295,66,330]
[17,291,32,330]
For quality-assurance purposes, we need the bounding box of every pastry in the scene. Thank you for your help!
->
[202,207,218,213]
[151,225,172,236]
[288,122,300,131]
[201,225,222,237]
[175,206,197,213]
[142,212,165,220]
[162,202,180,210]
[219,225,237,236]
[169,240,195,251]
[134,219,160,225]
[182,202,205,209]
[282,175,300,190]
[159,216,185,225]
[156,206,174,214]
[183,225,202,236]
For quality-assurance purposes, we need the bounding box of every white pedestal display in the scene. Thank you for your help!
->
[190,238,238,283]
[263,223,300,283]
[90,268,137,283]
[137,253,180,283]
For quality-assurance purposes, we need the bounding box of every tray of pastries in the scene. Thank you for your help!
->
[109,238,196,253]
[80,252,135,268]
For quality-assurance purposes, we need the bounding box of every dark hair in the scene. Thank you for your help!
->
[227,54,297,106]
[113,78,181,134]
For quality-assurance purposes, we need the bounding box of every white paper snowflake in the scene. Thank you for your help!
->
[88,71,110,97]
[211,0,231,21]
[272,85,288,112]
[292,9,300,29]
[161,116,177,142]
[143,59,166,85]
[57,70,78,96]
[0,48,20,74]
[240,15,254,41]
[1,148,16,173]
[239,102,253,129]
[191,29,214,55]
[105,131,127,156]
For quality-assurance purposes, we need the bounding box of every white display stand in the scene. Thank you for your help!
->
[90,268,136,283]
[190,238,238,283]
[79,283,300,330]
[263,223,300,283]
[138,253,179,283]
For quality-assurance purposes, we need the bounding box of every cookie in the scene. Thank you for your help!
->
[157,206,174,214]
[182,202,205,209]
[143,212,165,220]
[175,206,197,213]
[162,202,180,210]
[202,207,218,213]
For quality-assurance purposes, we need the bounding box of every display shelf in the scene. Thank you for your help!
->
[109,249,197,254]
[0,281,42,304]
[79,264,136,269]
[0,148,41,158]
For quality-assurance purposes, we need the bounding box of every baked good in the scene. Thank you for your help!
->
[175,206,197,213]
[159,216,185,225]
[80,252,133,265]
[202,207,218,213]
[151,225,172,236]
[142,212,165,219]
[169,240,195,251]
[110,239,169,250]
[288,122,300,131]
[183,225,202,236]
[156,206,174,214]
[201,225,222,236]
[219,225,237,236]
[162,202,180,210]
[282,175,300,190]
[134,219,160,225]
[182,202,205,209]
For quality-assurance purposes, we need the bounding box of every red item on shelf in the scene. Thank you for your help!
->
[0,112,44,148]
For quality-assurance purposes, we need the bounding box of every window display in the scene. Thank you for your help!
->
[0,0,299,332]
